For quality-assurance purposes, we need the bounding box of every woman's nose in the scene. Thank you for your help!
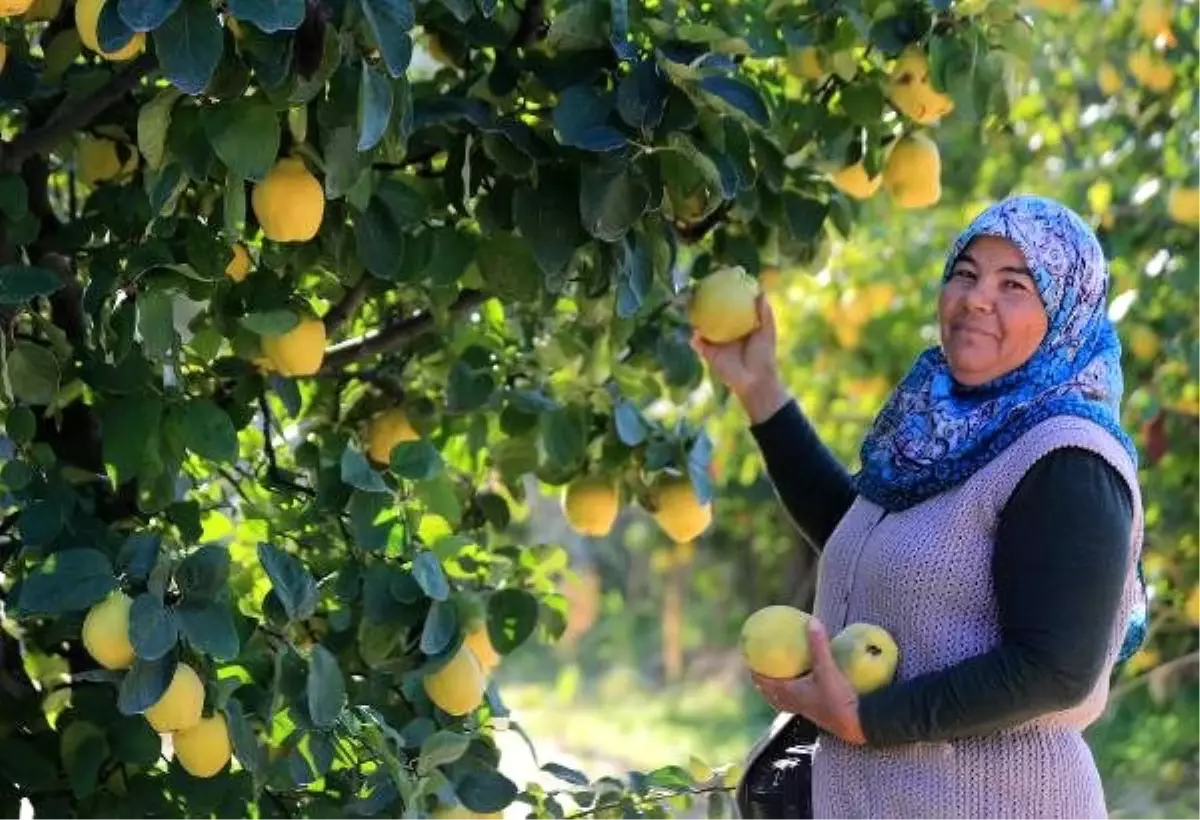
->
[963,281,995,312]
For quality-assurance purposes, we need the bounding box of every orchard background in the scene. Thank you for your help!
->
[0,0,1196,816]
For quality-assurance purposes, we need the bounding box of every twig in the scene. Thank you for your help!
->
[0,53,157,171]
[323,278,371,336]
[318,289,487,374]
[565,785,735,819]
[675,201,732,243]
[259,390,280,476]
[215,465,255,506]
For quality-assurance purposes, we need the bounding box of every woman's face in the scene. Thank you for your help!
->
[938,235,1049,387]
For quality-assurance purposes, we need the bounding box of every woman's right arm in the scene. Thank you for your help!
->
[690,296,856,551]
[748,392,857,551]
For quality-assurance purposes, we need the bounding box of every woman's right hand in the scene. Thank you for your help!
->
[690,295,790,424]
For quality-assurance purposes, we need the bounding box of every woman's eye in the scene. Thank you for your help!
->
[1004,279,1030,291]
[952,268,975,279]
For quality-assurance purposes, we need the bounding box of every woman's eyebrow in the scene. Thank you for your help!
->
[957,252,1032,276]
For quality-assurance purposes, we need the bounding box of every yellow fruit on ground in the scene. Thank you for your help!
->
[649,475,713,544]
[562,476,621,537]
[1097,62,1122,96]
[76,136,138,187]
[1167,187,1200,227]
[830,622,900,694]
[1127,51,1174,94]
[423,644,487,716]
[366,408,420,464]
[261,317,326,377]
[464,624,501,672]
[75,0,145,59]
[886,46,955,125]
[145,663,205,733]
[0,0,33,15]
[883,132,942,210]
[740,605,813,678]
[787,47,824,81]
[251,157,325,243]
[172,713,232,778]
[82,592,135,669]
[225,243,252,282]
[688,266,761,344]
[830,161,882,200]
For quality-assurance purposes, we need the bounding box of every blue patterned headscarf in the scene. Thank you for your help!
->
[855,195,1146,661]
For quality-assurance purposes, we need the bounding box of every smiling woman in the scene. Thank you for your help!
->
[695,195,1149,819]
[939,235,1049,387]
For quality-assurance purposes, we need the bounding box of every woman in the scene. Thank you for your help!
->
[694,195,1147,818]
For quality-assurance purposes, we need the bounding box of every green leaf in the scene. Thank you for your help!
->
[446,359,496,413]
[61,723,107,800]
[227,0,303,31]
[117,532,161,582]
[172,399,238,462]
[136,288,176,360]
[615,232,652,319]
[457,768,519,814]
[358,63,394,152]
[355,198,407,281]
[486,588,538,654]
[137,89,179,171]
[415,476,463,527]
[389,441,444,480]
[419,599,457,655]
[477,233,540,303]
[129,594,178,661]
[418,731,470,774]
[553,85,627,152]
[617,60,667,131]
[542,762,590,787]
[840,81,885,125]
[97,1,138,52]
[341,445,391,493]
[100,396,164,485]
[0,174,28,219]
[257,543,318,622]
[426,227,477,286]
[16,550,116,615]
[224,699,266,775]
[118,654,177,715]
[545,0,608,51]
[224,169,246,235]
[153,0,224,96]
[360,0,414,78]
[176,599,240,660]
[411,551,449,601]
[513,178,586,278]
[203,98,282,181]
[240,309,299,335]
[110,716,162,765]
[118,0,181,32]
[0,266,65,304]
[175,545,231,601]
[782,192,828,243]
[5,405,35,443]
[347,491,397,553]
[307,645,346,728]
[580,164,649,242]
[540,405,587,469]
[613,399,647,445]
[7,341,60,405]
[698,76,770,126]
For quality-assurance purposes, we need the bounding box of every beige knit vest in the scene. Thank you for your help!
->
[739,416,1144,819]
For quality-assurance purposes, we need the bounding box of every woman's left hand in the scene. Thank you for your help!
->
[751,619,868,746]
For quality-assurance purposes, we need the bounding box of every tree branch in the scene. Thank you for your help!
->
[675,201,732,243]
[319,289,487,374]
[0,53,157,172]
[323,278,370,336]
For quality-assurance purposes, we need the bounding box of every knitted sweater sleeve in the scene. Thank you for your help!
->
[857,447,1134,747]
[749,399,858,552]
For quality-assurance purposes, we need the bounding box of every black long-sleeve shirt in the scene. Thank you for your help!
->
[750,400,1133,747]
